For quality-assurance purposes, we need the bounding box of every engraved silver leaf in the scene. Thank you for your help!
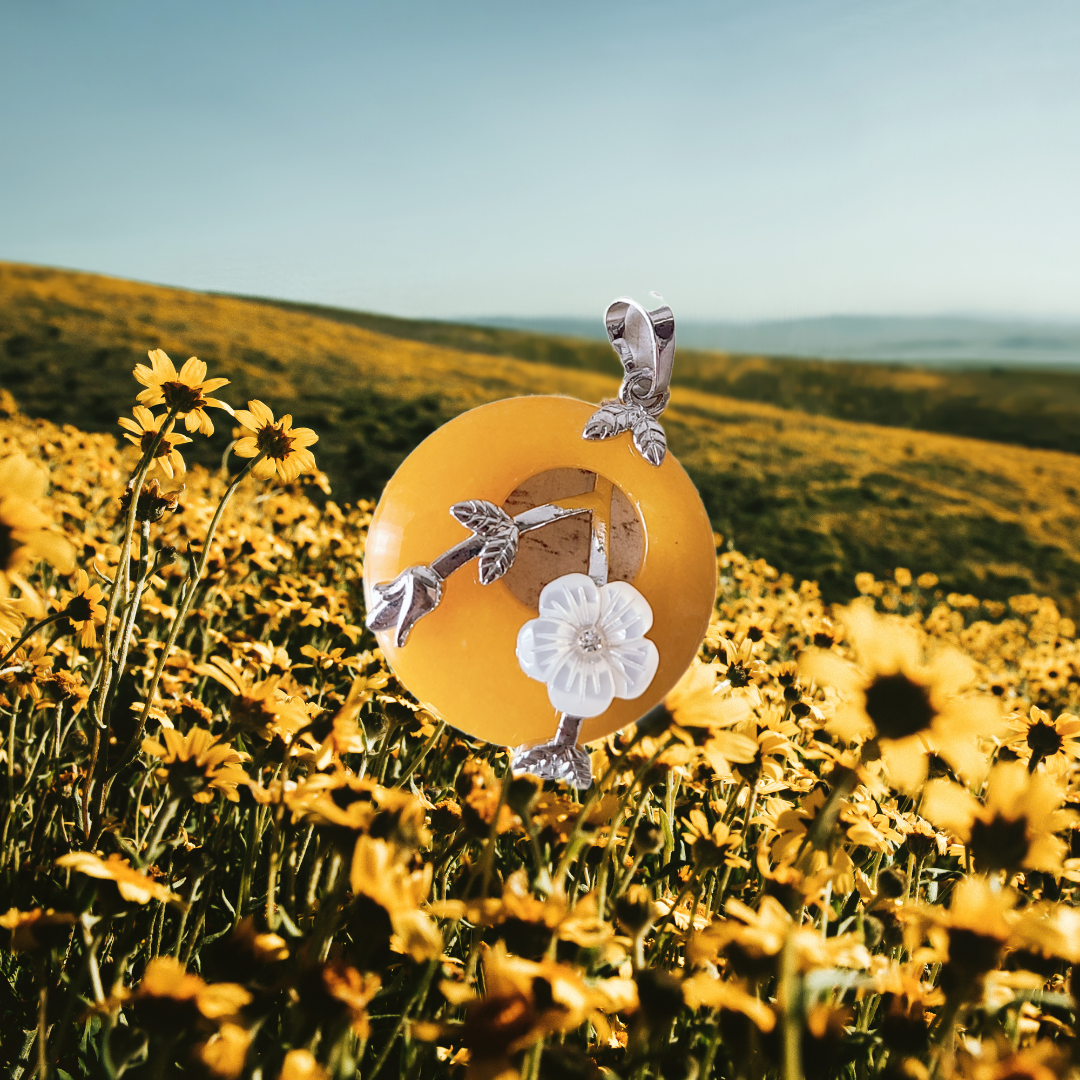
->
[450,499,515,537]
[477,530,518,585]
[631,413,667,466]
[366,565,443,647]
[511,741,592,790]
[582,401,635,442]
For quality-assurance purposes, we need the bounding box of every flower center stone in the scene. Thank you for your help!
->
[577,627,605,654]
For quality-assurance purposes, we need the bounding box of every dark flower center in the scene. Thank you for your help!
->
[968,813,1030,872]
[1026,720,1063,759]
[120,482,180,524]
[0,523,15,567]
[255,423,295,460]
[946,928,1002,976]
[160,381,205,413]
[161,757,211,796]
[63,595,95,622]
[727,661,753,688]
[138,430,177,458]
[863,672,935,740]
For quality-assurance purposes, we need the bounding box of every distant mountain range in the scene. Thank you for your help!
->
[478,314,1080,368]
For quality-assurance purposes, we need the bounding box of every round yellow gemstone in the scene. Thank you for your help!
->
[363,396,716,748]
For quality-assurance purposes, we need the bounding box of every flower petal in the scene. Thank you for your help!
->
[606,637,660,700]
[536,572,600,626]
[546,651,617,718]
[598,580,654,641]
[516,618,574,682]
[178,357,207,385]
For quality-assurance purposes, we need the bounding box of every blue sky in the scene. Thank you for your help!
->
[1,0,1077,320]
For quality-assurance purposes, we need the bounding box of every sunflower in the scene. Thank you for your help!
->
[133,349,232,435]
[118,406,192,480]
[58,568,106,647]
[1002,706,1080,774]
[196,1023,252,1080]
[921,761,1076,875]
[0,907,77,952]
[141,727,250,803]
[117,477,182,523]
[55,851,182,905]
[681,807,749,870]
[129,956,252,1031]
[803,599,1000,790]
[194,656,311,742]
[0,453,75,606]
[1,642,53,701]
[231,400,318,483]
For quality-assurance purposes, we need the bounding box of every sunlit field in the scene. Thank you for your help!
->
[1,334,1079,1078]
[6,263,1080,614]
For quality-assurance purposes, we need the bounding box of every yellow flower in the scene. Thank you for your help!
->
[278,1050,329,1080]
[58,569,106,648]
[1,642,53,702]
[141,727,250,803]
[232,400,318,483]
[118,406,192,479]
[1002,706,1080,773]
[55,852,182,905]
[0,454,75,606]
[0,907,77,952]
[194,656,310,742]
[196,1023,252,1080]
[681,971,776,1032]
[681,808,749,870]
[921,761,1076,874]
[349,835,442,962]
[321,962,381,1038]
[133,349,232,435]
[432,942,635,1077]
[131,956,252,1026]
[117,476,182,523]
[803,599,1000,790]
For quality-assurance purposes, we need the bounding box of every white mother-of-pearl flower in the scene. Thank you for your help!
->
[516,573,660,718]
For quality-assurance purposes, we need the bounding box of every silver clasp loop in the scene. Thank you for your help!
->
[604,298,675,417]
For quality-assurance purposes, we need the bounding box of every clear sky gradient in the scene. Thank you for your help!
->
[2,0,1077,320]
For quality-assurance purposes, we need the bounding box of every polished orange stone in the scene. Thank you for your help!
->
[362,395,716,747]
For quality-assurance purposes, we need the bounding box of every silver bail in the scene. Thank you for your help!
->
[604,298,676,417]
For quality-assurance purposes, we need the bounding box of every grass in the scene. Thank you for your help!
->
[5,261,1080,612]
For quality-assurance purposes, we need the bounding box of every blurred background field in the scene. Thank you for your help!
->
[6,260,1080,614]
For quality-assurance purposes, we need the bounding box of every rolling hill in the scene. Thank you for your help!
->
[243,297,1080,457]
[5,260,1080,612]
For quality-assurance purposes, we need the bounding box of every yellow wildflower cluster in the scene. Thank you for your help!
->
[0,384,1079,1080]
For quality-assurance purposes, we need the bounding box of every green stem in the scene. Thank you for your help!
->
[394,720,446,789]
[111,451,267,776]
[0,613,64,668]
[779,929,802,1080]
[97,409,179,725]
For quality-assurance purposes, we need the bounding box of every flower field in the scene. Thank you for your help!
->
[7,261,1080,612]
[1,347,1080,1080]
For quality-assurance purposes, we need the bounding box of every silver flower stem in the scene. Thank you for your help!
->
[553,714,584,747]
[430,537,484,578]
